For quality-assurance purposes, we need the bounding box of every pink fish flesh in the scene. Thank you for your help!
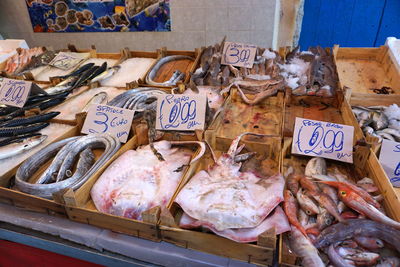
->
[91,140,192,220]
[179,206,290,243]
[175,133,285,231]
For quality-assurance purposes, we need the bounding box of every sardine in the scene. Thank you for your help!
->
[305,157,327,177]
[81,92,108,112]
[146,55,194,87]
[376,131,396,141]
[287,226,325,267]
[314,219,400,250]
[0,135,47,160]
[90,65,121,83]
[371,112,389,131]
[297,188,320,215]
[381,128,400,141]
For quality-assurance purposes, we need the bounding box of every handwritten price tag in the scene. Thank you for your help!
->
[156,94,206,131]
[379,139,400,187]
[292,117,354,163]
[49,52,89,70]
[221,42,257,68]
[81,104,134,143]
[0,78,32,108]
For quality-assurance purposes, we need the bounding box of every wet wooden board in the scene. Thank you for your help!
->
[334,45,400,95]
[153,59,194,83]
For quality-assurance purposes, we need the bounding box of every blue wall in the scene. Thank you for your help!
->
[299,0,400,49]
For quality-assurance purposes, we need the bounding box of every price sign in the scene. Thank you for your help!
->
[379,139,400,187]
[292,117,354,163]
[81,104,134,143]
[49,52,90,70]
[0,78,32,108]
[221,42,257,68]
[156,94,207,131]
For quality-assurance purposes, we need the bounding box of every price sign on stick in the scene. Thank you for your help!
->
[0,78,32,108]
[221,42,257,68]
[292,117,354,163]
[156,94,207,131]
[81,104,134,143]
[49,52,89,70]
[379,139,400,187]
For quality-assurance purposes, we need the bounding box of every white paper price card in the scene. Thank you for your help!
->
[156,94,207,131]
[0,78,32,108]
[292,117,354,163]
[221,42,257,68]
[49,52,90,70]
[81,104,134,143]
[379,139,400,187]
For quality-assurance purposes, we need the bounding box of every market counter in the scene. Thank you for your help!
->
[0,203,265,267]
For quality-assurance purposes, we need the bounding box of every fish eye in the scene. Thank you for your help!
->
[306,210,311,215]
[340,191,346,195]
[326,218,332,225]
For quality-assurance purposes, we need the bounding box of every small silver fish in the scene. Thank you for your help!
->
[91,65,121,83]
[371,112,389,131]
[0,135,47,160]
[82,92,108,112]
[305,157,327,177]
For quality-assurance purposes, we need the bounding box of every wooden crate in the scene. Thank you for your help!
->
[63,127,202,242]
[160,136,282,266]
[333,45,400,97]
[139,48,200,88]
[205,90,284,146]
[0,124,80,217]
[279,97,400,266]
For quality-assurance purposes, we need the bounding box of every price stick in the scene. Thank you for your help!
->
[0,78,32,108]
[292,117,354,163]
[379,139,400,187]
[156,94,207,131]
[81,104,134,143]
[49,52,89,70]
[221,41,257,68]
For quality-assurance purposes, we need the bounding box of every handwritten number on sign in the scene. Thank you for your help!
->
[0,80,26,105]
[89,112,109,133]
[159,95,201,130]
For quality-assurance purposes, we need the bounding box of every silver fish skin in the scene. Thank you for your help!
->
[146,55,194,87]
[81,92,108,112]
[375,130,396,141]
[0,135,47,160]
[90,65,121,83]
[371,112,389,131]
[362,126,374,135]
[381,128,400,142]
[305,157,327,177]
[296,188,320,215]
[317,208,334,230]
[288,226,325,267]
[327,245,354,267]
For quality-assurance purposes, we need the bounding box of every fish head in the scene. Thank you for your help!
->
[113,65,121,71]
[27,135,48,146]
[284,189,294,199]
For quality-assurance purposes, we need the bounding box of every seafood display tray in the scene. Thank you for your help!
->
[139,48,201,88]
[0,124,80,217]
[279,96,400,265]
[63,133,203,242]
[159,136,282,266]
[205,90,284,145]
[334,45,400,96]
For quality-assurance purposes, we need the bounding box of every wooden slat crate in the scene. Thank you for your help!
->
[138,48,200,89]
[333,45,400,97]
[205,90,284,146]
[0,124,80,217]
[63,125,201,242]
[279,94,400,266]
[160,135,282,266]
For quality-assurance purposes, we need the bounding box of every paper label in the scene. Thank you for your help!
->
[49,52,89,70]
[221,41,257,68]
[156,94,207,131]
[379,139,400,187]
[81,104,134,143]
[0,78,32,108]
[292,117,354,163]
